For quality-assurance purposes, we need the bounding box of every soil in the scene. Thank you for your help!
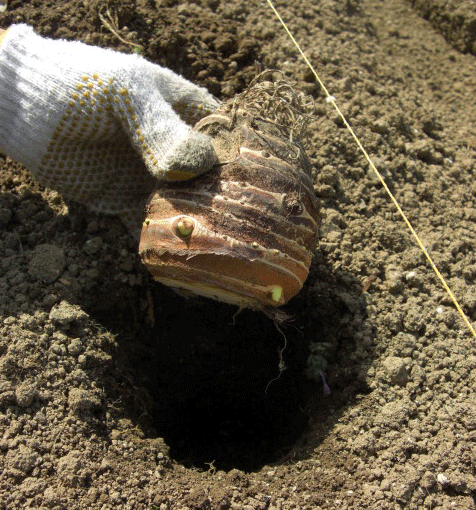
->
[1,0,476,509]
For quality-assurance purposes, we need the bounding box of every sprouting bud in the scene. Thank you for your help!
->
[174,217,194,238]
[269,285,283,303]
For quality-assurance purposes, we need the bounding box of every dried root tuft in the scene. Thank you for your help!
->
[231,70,316,151]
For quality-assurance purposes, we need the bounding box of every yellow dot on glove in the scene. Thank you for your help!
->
[72,92,79,100]
[82,75,89,82]
[87,82,94,89]
[119,88,128,96]
[83,91,90,99]
[76,84,84,91]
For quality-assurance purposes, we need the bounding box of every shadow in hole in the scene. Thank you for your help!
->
[116,286,315,472]
[108,247,369,473]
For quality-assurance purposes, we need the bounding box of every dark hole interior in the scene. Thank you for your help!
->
[108,285,325,473]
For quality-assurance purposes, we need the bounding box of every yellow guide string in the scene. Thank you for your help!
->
[265,0,476,340]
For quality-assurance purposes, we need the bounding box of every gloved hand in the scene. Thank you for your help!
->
[0,24,219,234]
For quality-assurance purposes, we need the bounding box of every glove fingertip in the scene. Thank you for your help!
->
[160,131,218,181]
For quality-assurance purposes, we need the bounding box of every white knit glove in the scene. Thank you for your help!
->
[0,24,219,233]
